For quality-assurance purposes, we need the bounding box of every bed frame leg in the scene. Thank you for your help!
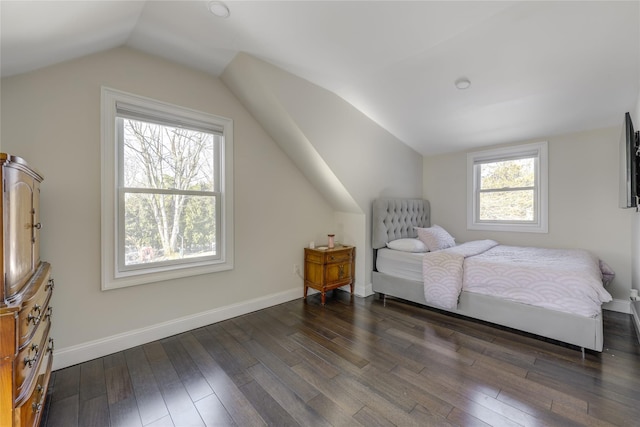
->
[581,347,585,359]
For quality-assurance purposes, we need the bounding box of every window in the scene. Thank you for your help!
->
[467,141,548,233]
[101,87,234,290]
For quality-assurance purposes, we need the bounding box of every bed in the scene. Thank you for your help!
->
[371,198,613,354]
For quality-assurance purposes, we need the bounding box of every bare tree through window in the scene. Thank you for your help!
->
[478,158,535,222]
[121,119,217,266]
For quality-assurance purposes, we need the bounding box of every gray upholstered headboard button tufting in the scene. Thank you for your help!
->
[372,198,431,249]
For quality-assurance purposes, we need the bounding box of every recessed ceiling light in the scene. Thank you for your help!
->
[455,77,471,90]
[208,1,230,18]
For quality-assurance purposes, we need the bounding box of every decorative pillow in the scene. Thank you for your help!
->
[414,225,456,251]
[386,238,429,253]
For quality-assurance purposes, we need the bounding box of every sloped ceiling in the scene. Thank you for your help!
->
[1,1,639,155]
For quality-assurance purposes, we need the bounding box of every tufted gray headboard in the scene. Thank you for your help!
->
[372,198,431,249]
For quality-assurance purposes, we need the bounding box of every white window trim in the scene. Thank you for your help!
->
[467,141,548,233]
[101,87,234,290]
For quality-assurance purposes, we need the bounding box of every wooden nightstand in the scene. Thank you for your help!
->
[304,245,355,305]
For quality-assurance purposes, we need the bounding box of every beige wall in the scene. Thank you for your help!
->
[0,47,335,368]
[221,53,424,294]
[424,126,632,305]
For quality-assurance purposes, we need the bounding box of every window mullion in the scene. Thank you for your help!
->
[122,187,218,197]
[479,186,535,194]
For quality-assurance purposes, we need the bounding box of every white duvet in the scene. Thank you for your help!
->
[422,240,613,317]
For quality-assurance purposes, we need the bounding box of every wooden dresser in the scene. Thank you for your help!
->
[0,154,53,427]
[304,245,355,305]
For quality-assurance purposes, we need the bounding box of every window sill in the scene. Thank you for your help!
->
[467,222,548,233]
[102,260,233,291]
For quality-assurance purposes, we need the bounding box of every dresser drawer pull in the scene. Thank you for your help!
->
[24,355,37,368]
[33,222,42,230]
[338,264,345,279]
[27,313,41,325]
[45,306,53,320]
[30,343,39,355]
[32,388,46,412]
[46,278,55,291]
[47,338,55,354]
[32,304,42,315]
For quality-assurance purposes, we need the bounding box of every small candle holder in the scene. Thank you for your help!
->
[327,234,335,249]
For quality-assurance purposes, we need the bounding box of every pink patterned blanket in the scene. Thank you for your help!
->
[422,240,612,317]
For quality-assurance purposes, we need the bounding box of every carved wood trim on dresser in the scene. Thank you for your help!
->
[0,154,53,427]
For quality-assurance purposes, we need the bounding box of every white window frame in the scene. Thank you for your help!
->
[467,141,548,233]
[101,87,234,290]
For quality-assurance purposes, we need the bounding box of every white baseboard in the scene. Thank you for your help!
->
[602,298,631,314]
[52,287,302,371]
[336,281,372,297]
[354,282,373,297]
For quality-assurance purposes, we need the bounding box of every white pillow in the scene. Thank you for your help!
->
[414,225,455,251]
[386,238,428,253]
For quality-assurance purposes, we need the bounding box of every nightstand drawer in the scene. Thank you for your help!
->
[304,247,352,264]
[325,251,352,264]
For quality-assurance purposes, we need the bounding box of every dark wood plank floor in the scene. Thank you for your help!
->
[42,291,640,426]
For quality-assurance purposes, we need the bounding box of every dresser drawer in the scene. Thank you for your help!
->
[16,318,51,402]
[18,264,52,349]
[15,350,52,427]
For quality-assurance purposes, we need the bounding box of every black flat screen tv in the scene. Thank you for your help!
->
[619,112,640,208]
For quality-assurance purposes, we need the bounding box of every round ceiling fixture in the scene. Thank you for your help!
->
[208,1,230,18]
[455,77,471,90]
